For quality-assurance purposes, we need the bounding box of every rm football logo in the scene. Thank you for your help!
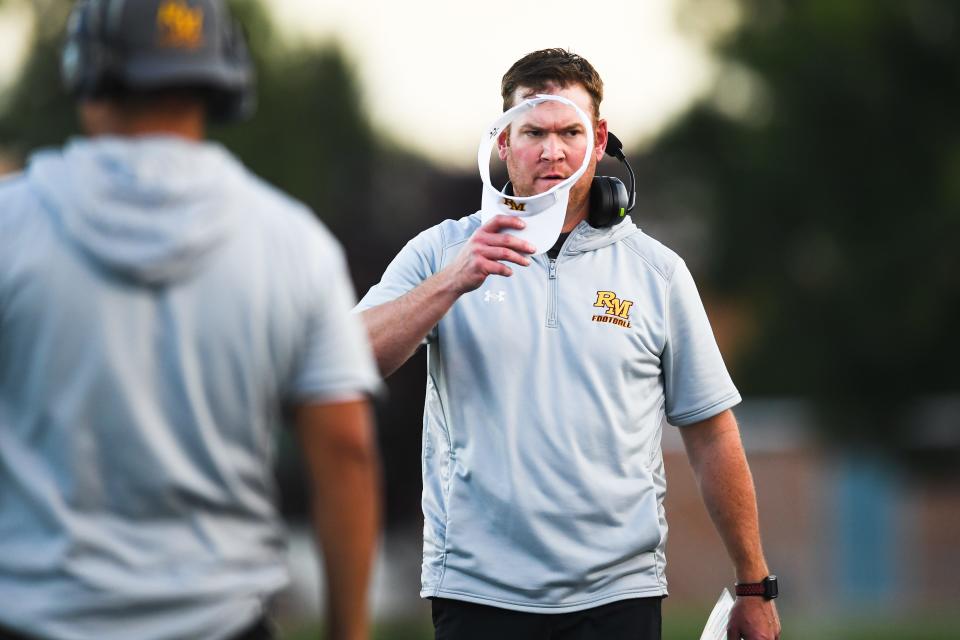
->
[502,198,526,212]
[592,291,633,328]
[157,0,204,49]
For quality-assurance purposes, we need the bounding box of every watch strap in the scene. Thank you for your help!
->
[735,575,778,599]
[735,582,767,597]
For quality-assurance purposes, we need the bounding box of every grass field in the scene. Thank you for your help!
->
[280,612,960,639]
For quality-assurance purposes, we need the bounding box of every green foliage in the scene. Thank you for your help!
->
[282,618,433,640]
[0,0,374,230]
[211,1,376,226]
[0,1,74,158]
[655,0,960,445]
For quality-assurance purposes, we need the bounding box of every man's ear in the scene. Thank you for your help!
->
[497,127,510,161]
[594,118,608,162]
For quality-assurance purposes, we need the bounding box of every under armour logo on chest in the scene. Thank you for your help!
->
[484,290,506,303]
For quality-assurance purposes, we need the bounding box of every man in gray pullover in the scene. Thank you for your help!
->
[0,2,381,639]
[357,49,780,640]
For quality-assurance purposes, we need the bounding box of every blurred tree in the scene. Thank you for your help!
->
[0,0,74,154]
[0,0,374,228]
[655,0,960,452]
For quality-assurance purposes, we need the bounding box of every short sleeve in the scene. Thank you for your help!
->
[355,226,441,311]
[287,235,382,403]
[662,259,741,426]
[354,225,443,342]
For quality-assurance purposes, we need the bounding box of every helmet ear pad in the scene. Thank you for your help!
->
[588,176,629,228]
[210,17,256,122]
[62,0,121,98]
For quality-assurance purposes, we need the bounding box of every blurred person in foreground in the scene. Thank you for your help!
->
[0,1,381,639]
[357,49,780,640]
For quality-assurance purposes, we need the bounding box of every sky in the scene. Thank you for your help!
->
[268,0,738,167]
[0,0,738,168]
[0,2,31,95]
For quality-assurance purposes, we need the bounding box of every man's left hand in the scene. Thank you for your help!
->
[727,597,780,640]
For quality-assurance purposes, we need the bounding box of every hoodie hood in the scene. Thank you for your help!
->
[564,215,640,254]
[28,136,243,285]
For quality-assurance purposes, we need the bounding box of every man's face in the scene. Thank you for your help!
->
[498,82,607,226]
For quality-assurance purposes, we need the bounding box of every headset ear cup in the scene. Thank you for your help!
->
[610,179,628,225]
[589,177,614,228]
[589,177,629,228]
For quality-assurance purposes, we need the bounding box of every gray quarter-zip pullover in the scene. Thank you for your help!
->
[358,213,739,612]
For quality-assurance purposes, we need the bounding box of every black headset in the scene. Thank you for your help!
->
[589,131,637,228]
[61,0,255,123]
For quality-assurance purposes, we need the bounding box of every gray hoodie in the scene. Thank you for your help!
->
[31,136,239,284]
[0,136,379,640]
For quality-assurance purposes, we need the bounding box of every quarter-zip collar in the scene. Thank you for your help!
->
[562,216,639,255]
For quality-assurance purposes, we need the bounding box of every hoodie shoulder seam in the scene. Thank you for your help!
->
[620,234,679,283]
[440,213,480,251]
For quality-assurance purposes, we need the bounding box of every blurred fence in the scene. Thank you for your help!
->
[275,396,960,627]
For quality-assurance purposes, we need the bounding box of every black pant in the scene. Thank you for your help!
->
[0,616,274,640]
[431,597,662,640]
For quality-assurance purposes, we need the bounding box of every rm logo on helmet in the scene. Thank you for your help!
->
[592,291,633,328]
[502,198,526,212]
[157,0,204,49]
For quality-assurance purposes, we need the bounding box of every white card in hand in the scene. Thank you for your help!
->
[699,588,735,640]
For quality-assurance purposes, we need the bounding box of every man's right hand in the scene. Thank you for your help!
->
[444,215,537,294]
[361,215,537,377]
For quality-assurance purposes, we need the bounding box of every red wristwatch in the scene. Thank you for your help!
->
[735,575,778,600]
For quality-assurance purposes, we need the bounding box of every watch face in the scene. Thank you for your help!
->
[736,575,778,599]
[763,575,779,599]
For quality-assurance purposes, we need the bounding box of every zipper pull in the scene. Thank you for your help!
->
[548,259,557,279]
